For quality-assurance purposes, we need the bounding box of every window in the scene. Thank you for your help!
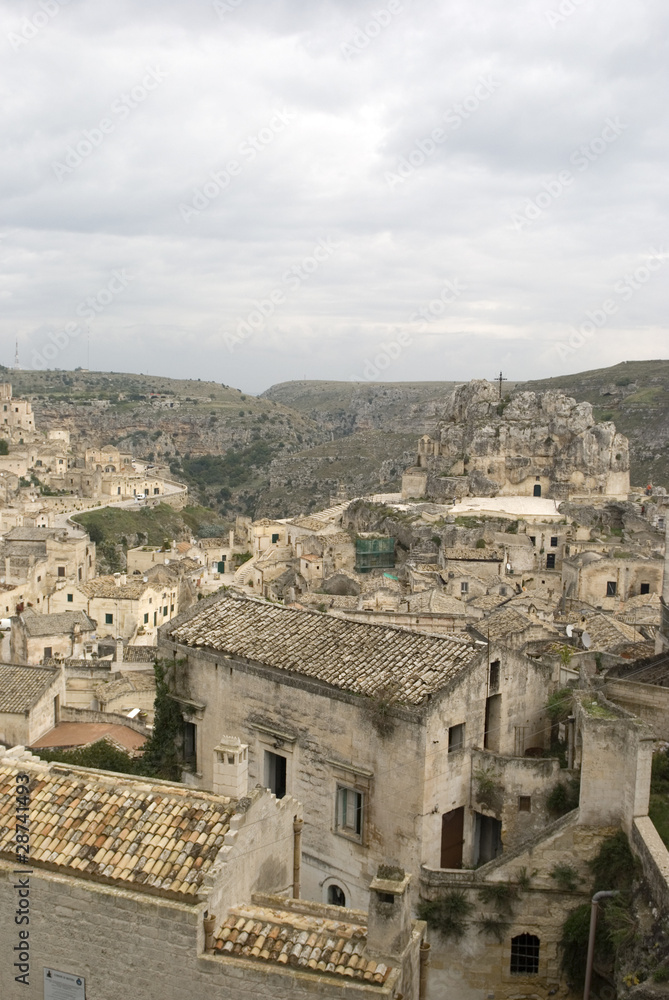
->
[327,884,346,907]
[460,581,469,595]
[489,659,500,693]
[265,751,287,798]
[144,613,149,624]
[533,484,541,497]
[184,722,197,769]
[546,553,556,569]
[640,583,650,595]
[336,786,363,839]
[606,581,617,597]
[448,723,465,753]
[163,605,168,616]
[43,646,52,660]
[550,536,558,547]
[271,533,280,543]
[518,795,531,812]
[529,536,536,546]
[170,604,174,612]
[153,611,157,626]
[78,567,82,580]
[510,933,540,975]
[105,613,113,624]
[154,487,160,494]
[67,594,73,603]
[57,566,65,577]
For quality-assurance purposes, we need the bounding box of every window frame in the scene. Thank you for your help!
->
[606,581,617,597]
[335,784,364,842]
[448,722,466,753]
[510,933,540,975]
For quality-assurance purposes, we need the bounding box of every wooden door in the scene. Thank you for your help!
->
[440,807,465,868]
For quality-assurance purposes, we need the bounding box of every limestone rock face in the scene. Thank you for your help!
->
[411,380,630,499]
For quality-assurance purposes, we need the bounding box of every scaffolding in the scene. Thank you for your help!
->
[355,536,395,573]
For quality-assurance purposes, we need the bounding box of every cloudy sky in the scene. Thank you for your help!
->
[1,0,667,393]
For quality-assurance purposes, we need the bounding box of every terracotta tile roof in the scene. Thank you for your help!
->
[0,757,234,898]
[31,722,147,752]
[467,594,508,611]
[444,547,504,562]
[214,903,393,984]
[80,576,148,600]
[167,595,478,705]
[20,609,96,637]
[122,646,158,663]
[0,663,58,713]
[93,670,155,704]
[475,607,557,641]
[572,613,644,650]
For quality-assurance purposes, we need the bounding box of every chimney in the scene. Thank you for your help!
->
[367,866,413,963]
[212,737,249,798]
[115,637,124,664]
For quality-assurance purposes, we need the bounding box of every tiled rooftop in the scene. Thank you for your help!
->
[214,902,392,983]
[80,576,149,600]
[0,663,58,713]
[167,595,478,704]
[20,609,96,638]
[474,607,557,641]
[0,756,234,898]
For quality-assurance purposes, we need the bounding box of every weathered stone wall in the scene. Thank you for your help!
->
[604,678,669,740]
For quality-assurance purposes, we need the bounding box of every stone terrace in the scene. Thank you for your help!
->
[166,594,478,704]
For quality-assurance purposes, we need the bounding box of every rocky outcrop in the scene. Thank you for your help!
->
[407,380,630,500]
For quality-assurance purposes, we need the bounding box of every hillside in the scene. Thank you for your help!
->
[2,361,667,519]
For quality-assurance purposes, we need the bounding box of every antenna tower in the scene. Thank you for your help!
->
[14,338,19,370]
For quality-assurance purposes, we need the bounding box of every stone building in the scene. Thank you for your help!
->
[562,550,663,608]
[10,608,97,664]
[158,593,561,913]
[0,662,63,747]
[0,750,425,1000]
[0,526,95,611]
[0,382,35,441]
[402,380,630,501]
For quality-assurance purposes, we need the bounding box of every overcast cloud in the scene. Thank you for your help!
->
[0,0,667,392]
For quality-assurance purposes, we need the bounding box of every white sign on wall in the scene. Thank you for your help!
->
[44,968,86,1000]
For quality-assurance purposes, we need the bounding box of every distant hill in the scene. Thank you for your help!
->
[1,361,666,518]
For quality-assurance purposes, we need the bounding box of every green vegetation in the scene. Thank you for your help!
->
[560,831,640,990]
[34,740,144,775]
[478,916,510,942]
[649,749,669,848]
[0,439,8,455]
[454,516,483,528]
[550,863,582,892]
[478,883,517,913]
[475,538,486,548]
[72,503,221,548]
[173,441,275,489]
[417,891,473,940]
[547,778,580,817]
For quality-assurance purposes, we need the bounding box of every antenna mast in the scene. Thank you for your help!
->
[14,338,19,370]
[494,371,507,401]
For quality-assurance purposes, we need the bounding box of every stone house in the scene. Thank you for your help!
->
[0,382,35,441]
[562,550,663,608]
[0,662,63,747]
[10,608,97,664]
[49,572,179,642]
[158,594,561,914]
[0,749,425,1000]
[0,526,95,610]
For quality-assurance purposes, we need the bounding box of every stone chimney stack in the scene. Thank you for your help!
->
[366,866,413,964]
[115,637,124,664]
[213,737,249,799]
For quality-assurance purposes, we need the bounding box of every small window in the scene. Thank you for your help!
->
[546,553,556,569]
[144,613,149,624]
[153,611,157,626]
[606,581,617,597]
[510,933,540,975]
[154,487,159,495]
[489,659,500,693]
[43,646,52,660]
[640,583,650,595]
[67,593,73,603]
[550,536,558,548]
[328,884,346,907]
[448,723,465,753]
[105,613,113,624]
[460,581,469,595]
[271,533,280,544]
[518,795,531,812]
[57,566,65,577]
[184,721,197,769]
[336,786,363,838]
[163,606,168,616]
[529,536,536,546]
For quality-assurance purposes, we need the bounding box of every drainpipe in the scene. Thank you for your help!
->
[419,940,431,999]
[583,891,619,1000]
[293,817,303,899]
[203,912,216,952]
